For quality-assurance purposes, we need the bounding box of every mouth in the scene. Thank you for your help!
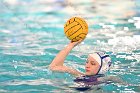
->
[86,69,90,72]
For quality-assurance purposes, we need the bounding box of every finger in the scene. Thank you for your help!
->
[78,39,83,43]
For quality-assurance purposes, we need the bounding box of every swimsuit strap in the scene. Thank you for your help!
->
[74,74,105,82]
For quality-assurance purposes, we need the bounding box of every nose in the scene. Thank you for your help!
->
[86,62,90,68]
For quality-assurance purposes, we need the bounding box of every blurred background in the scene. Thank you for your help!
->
[0,0,140,93]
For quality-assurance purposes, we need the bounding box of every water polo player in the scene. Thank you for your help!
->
[49,40,112,89]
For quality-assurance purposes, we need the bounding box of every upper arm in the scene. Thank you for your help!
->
[49,65,84,76]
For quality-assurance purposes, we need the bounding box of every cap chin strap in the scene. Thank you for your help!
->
[95,53,109,75]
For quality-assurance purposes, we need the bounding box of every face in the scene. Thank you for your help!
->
[85,55,100,76]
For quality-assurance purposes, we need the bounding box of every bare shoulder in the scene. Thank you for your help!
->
[98,75,120,81]
[98,75,128,85]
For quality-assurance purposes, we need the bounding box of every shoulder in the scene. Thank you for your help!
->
[96,74,107,81]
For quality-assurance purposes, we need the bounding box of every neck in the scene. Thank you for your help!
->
[86,74,105,77]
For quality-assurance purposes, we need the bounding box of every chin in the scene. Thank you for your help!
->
[85,72,93,76]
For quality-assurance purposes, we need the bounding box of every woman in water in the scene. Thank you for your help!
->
[49,39,112,85]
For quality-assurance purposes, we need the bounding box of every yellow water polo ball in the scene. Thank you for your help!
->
[64,17,88,42]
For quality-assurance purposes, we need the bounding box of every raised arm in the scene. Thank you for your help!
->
[49,40,84,76]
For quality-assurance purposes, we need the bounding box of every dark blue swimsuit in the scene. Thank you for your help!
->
[73,74,104,91]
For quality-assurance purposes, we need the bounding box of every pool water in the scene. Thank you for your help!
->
[0,0,140,93]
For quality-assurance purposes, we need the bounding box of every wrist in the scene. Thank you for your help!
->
[68,43,75,48]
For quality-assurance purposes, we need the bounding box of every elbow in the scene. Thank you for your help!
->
[49,65,56,71]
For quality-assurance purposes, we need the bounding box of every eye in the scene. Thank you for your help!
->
[91,61,96,65]
[91,63,95,65]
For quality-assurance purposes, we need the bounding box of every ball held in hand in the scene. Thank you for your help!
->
[64,17,88,42]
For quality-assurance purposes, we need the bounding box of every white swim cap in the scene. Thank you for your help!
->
[89,52,112,74]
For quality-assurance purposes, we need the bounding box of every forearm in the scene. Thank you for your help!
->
[49,43,74,67]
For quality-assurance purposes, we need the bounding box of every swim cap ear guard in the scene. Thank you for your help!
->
[89,52,112,75]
